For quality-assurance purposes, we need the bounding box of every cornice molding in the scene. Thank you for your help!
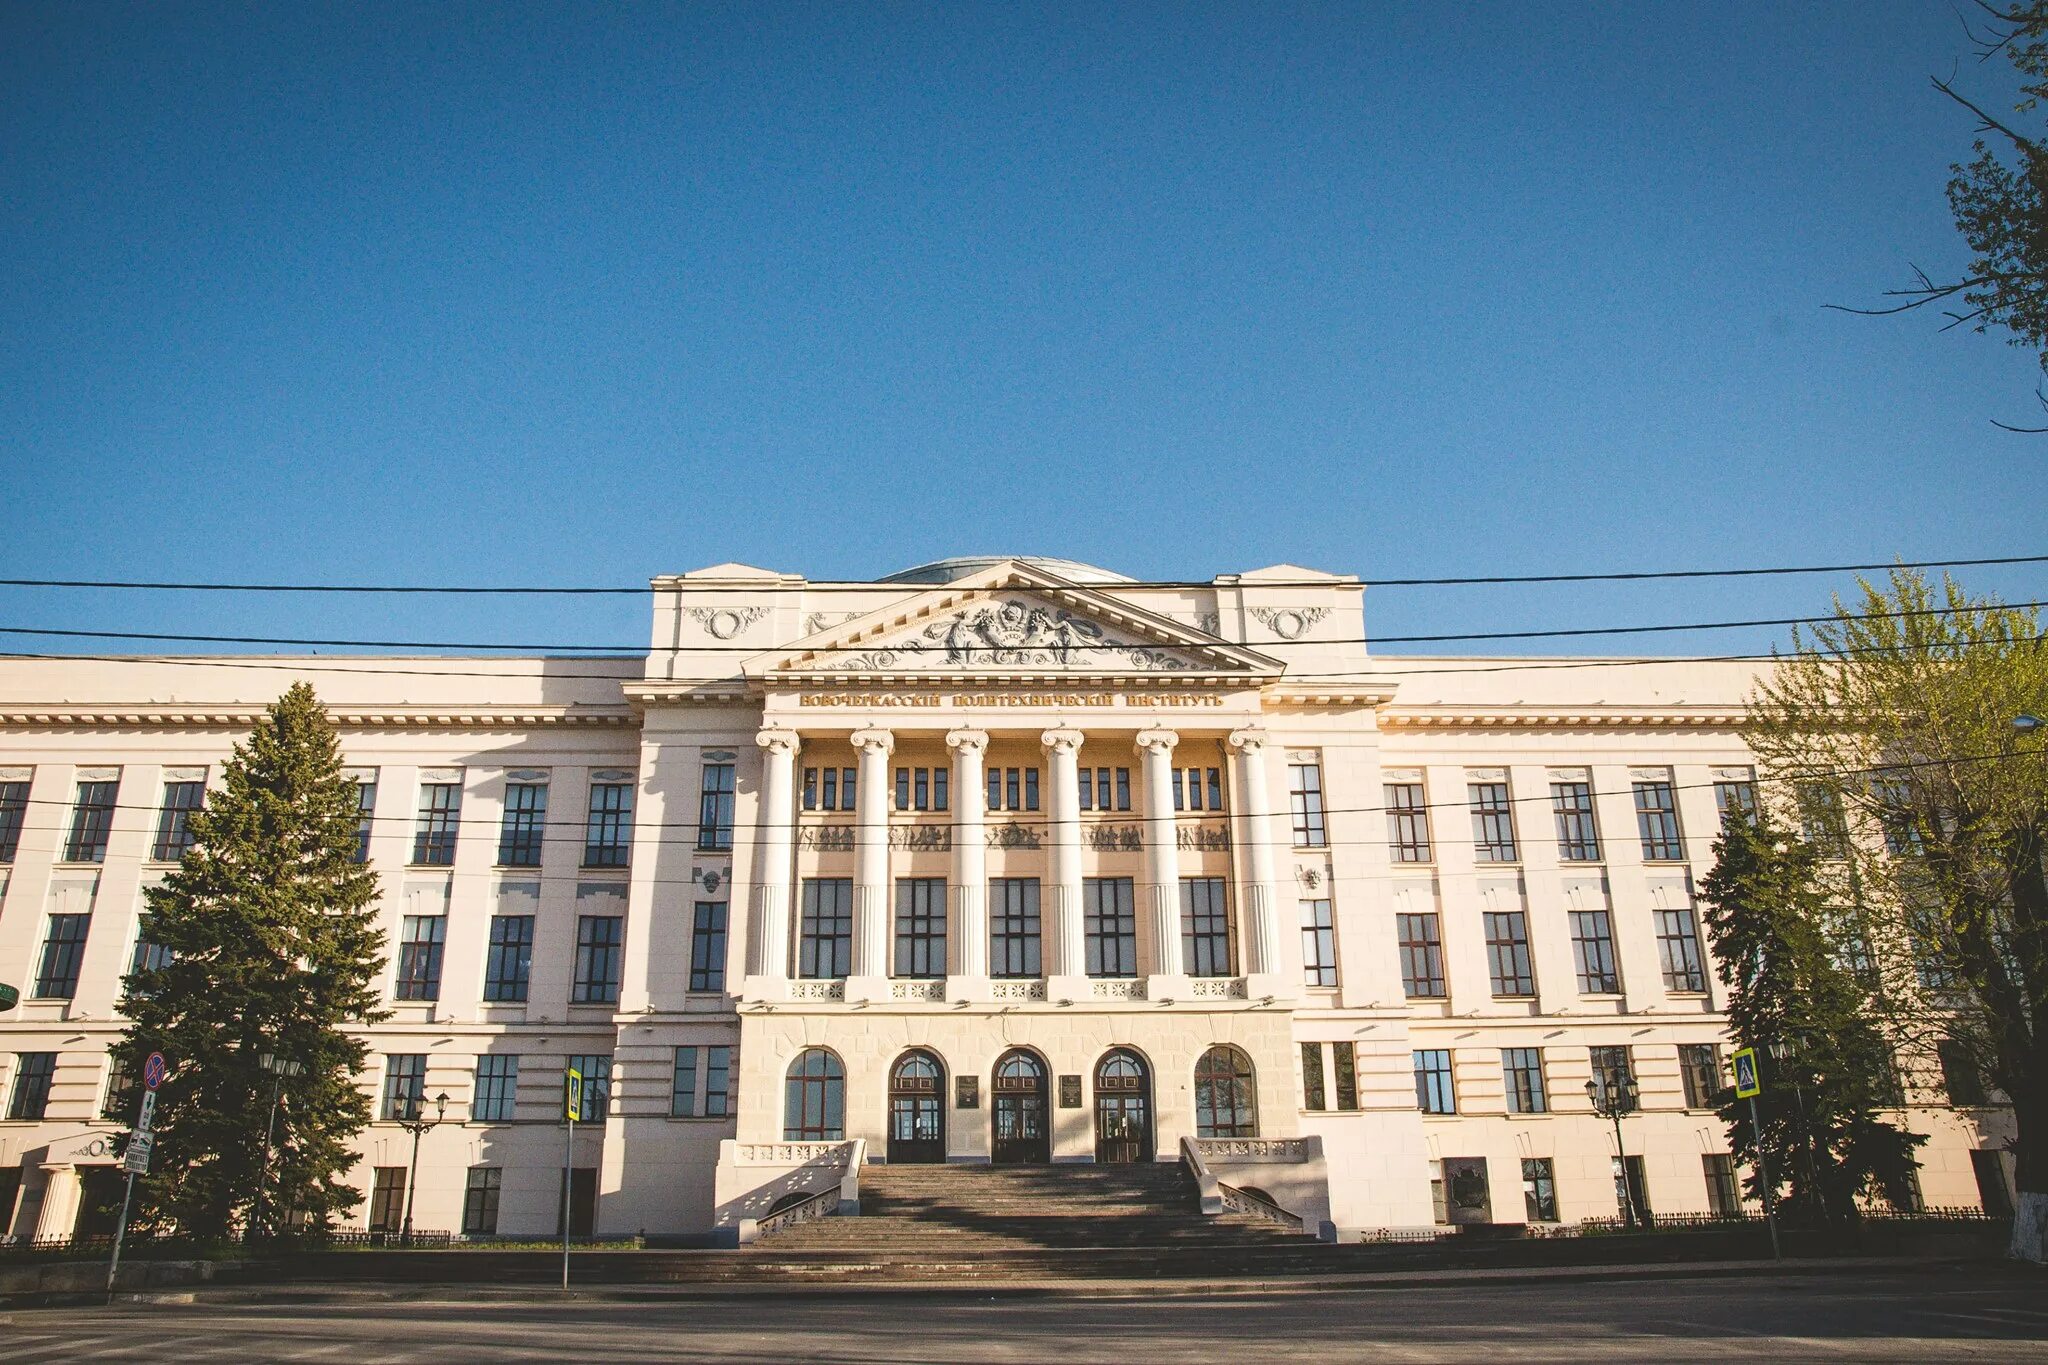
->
[1377,705,1746,731]
[0,706,638,731]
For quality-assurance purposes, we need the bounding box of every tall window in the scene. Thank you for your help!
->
[1078,767,1129,812]
[572,915,624,1003]
[1502,1048,1547,1114]
[65,779,118,862]
[690,902,729,992]
[1703,1154,1741,1217]
[1083,877,1137,977]
[1289,762,1327,847]
[893,878,946,979]
[8,1053,56,1120]
[1469,781,1517,861]
[1570,910,1620,994]
[1332,1040,1359,1110]
[1522,1157,1559,1222]
[1195,1044,1258,1137]
[1714,776,1758,827]
[1180,877,1233,977]
[893,766,950,811]
[986,767,1039,812]
[989,877,1042,978]
[1654,909,1707,992]
[1300,898,1337,987]
[1385,782,1431,861]
[1175,767,1225,813]
[1679,1044,1722,1110]
[1484,911,1535,997]
[497,782,547,867]
[803,766,858,812]
[1551,781,1601,861]
[473,1055,519,1122]
[1796,782,1849,858]
[0,779,28,861]
[566,1055,611,1124]
[413,782,462,865]
[1938,1039,1989,1107]
[1413,1049,1455,1114]
[152,780,205,862]
[103,1054,137,1121]
[484,914,534,1002]
[383,1054,427,1120]
[1301,1041,1326,1110]
[673,1044,734,1117]
[463,1167,502,1236]
[353,777,377,863]
[129,934,173,986]
[1589,1045,1635,1108]
[34,913,90,999]
[1633,780,1684,861]
[583,781,634,867]
[396,915,447,1001]
[1397,913,1446,998]
[784,1049,845,1141]
[798,878,853,979]
[698,763,736,851]
[369,1168,407,1232]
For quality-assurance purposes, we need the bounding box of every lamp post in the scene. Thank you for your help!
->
[1586,1067,1643,1228]
[250,1052,306,1243]
[397,1090,449,1247]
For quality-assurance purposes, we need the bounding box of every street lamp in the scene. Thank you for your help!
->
[1586,1067,1643,1228]
[250,1052,306,1242]
[397,1090,449,1246]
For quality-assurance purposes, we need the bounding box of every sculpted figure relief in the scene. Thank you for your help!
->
[833,597,1196,672]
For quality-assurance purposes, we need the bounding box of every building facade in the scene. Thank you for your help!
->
[0,556,2019,1241]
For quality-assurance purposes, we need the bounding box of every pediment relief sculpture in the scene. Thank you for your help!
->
[828,596,1205,673]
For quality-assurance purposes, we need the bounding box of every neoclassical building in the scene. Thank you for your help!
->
[0,556,2018,1241]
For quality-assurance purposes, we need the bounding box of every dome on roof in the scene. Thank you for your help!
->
[879,556,1133,586]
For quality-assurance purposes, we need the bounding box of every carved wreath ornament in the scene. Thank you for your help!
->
[835,598,1195,672]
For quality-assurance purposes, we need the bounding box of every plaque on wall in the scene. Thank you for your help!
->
[956,1076,980,1109]
[1059,1075,1082,1108]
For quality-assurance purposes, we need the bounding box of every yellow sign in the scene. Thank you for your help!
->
[1731,1047,1761,1099]
[566,1067,584,1122]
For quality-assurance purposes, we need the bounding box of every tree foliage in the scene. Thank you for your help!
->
[116,684,386,1239]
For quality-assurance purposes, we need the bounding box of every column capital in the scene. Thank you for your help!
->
[850,727,895,757]
[1040,727,1085,755]
[756,727,802,755]
[945,728,990,755]
[1134,727,1180,758]
[1226,727,1269,756]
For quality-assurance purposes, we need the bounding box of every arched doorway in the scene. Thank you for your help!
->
[1094,1049,1152,1164]
[888,1050,946,1163]
[991,1049,1050,1164]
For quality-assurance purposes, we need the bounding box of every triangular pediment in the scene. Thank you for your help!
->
[755,561,1281,680]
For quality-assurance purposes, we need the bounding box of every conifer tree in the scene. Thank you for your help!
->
[1700,809,1925,1226]
[116,684,386,1239]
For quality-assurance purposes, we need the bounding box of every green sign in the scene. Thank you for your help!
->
[1732,1047,1761,1099]
[566,1067,584,1122]
[0,983,18,1011]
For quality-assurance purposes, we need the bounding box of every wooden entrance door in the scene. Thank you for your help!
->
[991,1050,1049,1164]
[1093,1049,1152,1163]
[888,1050,945,1163]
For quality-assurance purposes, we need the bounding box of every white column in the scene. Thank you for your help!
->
[1229,727,1294,999]
[947,728,990,1000]
[1042,727,1087,993]
[743,727,800,998]
[847,727,895,1002]
[33,1165,80,1240]
[1137,728,1189,997]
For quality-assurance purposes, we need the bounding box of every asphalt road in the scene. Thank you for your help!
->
[5,1266,2046,1362]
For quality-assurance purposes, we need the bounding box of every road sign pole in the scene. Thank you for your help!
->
[561,1108,574,1290]
[1749,1092,1782,1260]
[104,1169,138,1299]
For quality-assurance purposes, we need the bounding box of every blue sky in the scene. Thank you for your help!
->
[1,2,2041,658]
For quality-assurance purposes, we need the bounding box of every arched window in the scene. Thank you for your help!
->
[784,1049,846,1141]
[1194,1044,1258,1138]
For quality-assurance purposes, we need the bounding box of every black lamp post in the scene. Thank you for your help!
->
[1586,1068,1643,1227]
[250,1051,306,1242]
[397,1090,449,1246]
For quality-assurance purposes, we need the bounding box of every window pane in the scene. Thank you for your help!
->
[66,780,119,863]
[1484,911,1535,996]
[1469,782,1517,861]
[697,763,736,851]
[1385,782,1431,861]
[583,782,634,867]
[690,902,729,992]
[1412,1049,1454,1114]
[1180,877,1233,977]
[1300,898,1336,987]
[893,879,947,979]
[497,782,548,867]
[1633,781,1683,861]
[1084,877,1137,978]
[572,915,624,1003]
[413,782,461,865]
[1570,910,1619,994]
[989,878,1042,978]
[1397,913,1445,998]
[484,915,534,1002]
[1551,782,1601,861]
[152,780,206,862]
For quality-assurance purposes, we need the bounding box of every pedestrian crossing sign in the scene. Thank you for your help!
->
[1731,1047,1761,1099]
[566,1067,584,1121]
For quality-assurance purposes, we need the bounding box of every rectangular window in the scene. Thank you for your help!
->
[1484,911,1535,997]
[697,763,736,851]
[1796,782,1849,859]
[129,934,172,993]
[892,766,950,812]
[989,877,1042,978]
[396,915,447,1001]
[1633,780,1684,861]
[8,1052,56,1120]
[383,1054,426,1120]
[1614,1154,1651,1222]
[1703,1153,1741,1217]
[572,915,624,1003]
[151,780,205,862]
[1938,1040,1988,1107]
[497,782,548,867]
[103,1054,137,1121]
[893,878,947,979]
[34,913,90,999]
[986,768,1040,812]
[369,1168,407,1233]
[1522,1157,1559,1222]
[670,1044,734,1117]
[690,902,729,993]
[1301,1042,1326,1111]
[704,1044,731,1116]
[1397,912,1446,998]
[1176,767,1224,813]
[672,1046,700,1116]
[353,778,377,863]
[1589,1045,1635,1109]
[1714,777,1758,827]
[0,779,28,861]
[484,914,534,1003]
[1180,876,1233,977]
[1083,877,1137,977]
[1680,1044,1722,1110]
[1654,909,1707,993]
[1502,1048,1547,1114]
[1078,766,1131,812]
[1973,1150,2015,1219]
[1570,910,1620,994]
[65,779,118,862]
[798,878,853,979]
[1413,1049,1455,1114]
[413,782,461,865]
[1289,762,1328,847]
[1300,898,1337,987]
[1333,1040,1359,1111]
[805,766,858,812]
[463,1166,502,1236]
[583,781,633,867]
[1469,781,1517,861]
[1386,782,1432,862]
[566,1054,611,1124]
[1551,781,1601,861]
[473,1054,519,1122]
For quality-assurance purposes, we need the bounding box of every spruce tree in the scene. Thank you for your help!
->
[1700,809,1924,1227]
[116,683,386,1240]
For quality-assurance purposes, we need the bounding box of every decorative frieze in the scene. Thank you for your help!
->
[1085,824,1143,852]
[1089,979,1146,1000]
[986,823,1041,850]
[891,980,945,1001]
[990,980,1048,1001]
[1188,976,1248,999]
[829,598,1201,673]
[733,1141,855,1165]
[798,825,856,852]
[1195,1137,1309,1161]
[888,824,952,851]
[1176,823,1230,851]
[787,980,846,1001]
